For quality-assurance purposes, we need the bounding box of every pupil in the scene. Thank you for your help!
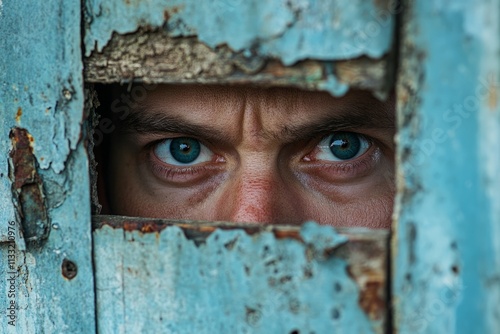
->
[329,132,361,160]
[170,138,201,163]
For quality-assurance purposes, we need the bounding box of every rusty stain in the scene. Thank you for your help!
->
[15,107,22,123]
[10,127,36,189]
[9,127,50,243]
[346,266,386,320]
[341,230,388,322]
[94,216,304,242]
[61,259,78,280]
[359,280,385,320]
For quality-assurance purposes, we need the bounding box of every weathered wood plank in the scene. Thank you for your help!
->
[84,29,391,96]
[93,215,389,333]
[83,0,397,97]
[394,1,500,333]
[0,1,95,332]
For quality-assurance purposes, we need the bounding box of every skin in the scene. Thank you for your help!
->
[102,84,395,228]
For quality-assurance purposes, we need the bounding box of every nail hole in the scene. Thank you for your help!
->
[62,259,77,280]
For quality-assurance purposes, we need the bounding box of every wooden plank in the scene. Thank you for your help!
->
[84,29,391,96]
[393,1,500,333]
[0,0,95,332]
[83,0,397,97]
[93,215,389,333]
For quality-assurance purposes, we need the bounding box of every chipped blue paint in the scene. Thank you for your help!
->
[0,0,95,333]
[394,1,500,333]
[300,221,348,258]
[84,0,395,65]
[94,223,375,333]
[318,62,350,96]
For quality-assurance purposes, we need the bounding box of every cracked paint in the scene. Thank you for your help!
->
[94,216,388,333]
[84,0,394,65]
[0,1,95,333]
[394,1,500,333]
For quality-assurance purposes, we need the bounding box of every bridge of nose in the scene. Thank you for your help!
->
[213,155,303,224]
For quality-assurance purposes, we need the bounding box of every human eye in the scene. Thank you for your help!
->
[301,131,380,181]
[153,137,213,166]
[147,137,225,184]
[315,131,371,162]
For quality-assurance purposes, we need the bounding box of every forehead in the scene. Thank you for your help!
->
[139,84,385,122]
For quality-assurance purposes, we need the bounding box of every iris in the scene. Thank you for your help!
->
[169,137,201,163]
[329,132,362,160]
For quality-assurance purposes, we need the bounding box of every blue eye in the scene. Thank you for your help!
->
[154,137,213,166]
[316,132,370,161]
[170,137,200,163]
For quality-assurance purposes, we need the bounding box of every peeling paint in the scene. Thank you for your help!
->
[300,221,348,259]
[9,128,50,244]
[0,0,84,173]
[93,216,389,333]
[84,0,394,65]
[94,220,383,333]
[394,1,500,333]
[0,1,95,332]
[84,28,391,96]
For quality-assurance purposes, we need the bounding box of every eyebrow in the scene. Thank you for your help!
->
[117,109,236,144]
[118,103,394,144]
[278,104,394,143]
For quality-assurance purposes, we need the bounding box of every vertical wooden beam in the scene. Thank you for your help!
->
[394,1,500,332]
[0,1,95,332]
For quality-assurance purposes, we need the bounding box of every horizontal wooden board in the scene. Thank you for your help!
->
[84,29,392,97]
[93,215,389,333]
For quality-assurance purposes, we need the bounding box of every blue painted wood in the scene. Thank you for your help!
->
[94,222,384,333]
[85,0,394,63]
[0,0,95,332]
[84,0,396,95]
[394,1,500,333]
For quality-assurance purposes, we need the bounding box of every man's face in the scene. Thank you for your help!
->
[105,84,395,228]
